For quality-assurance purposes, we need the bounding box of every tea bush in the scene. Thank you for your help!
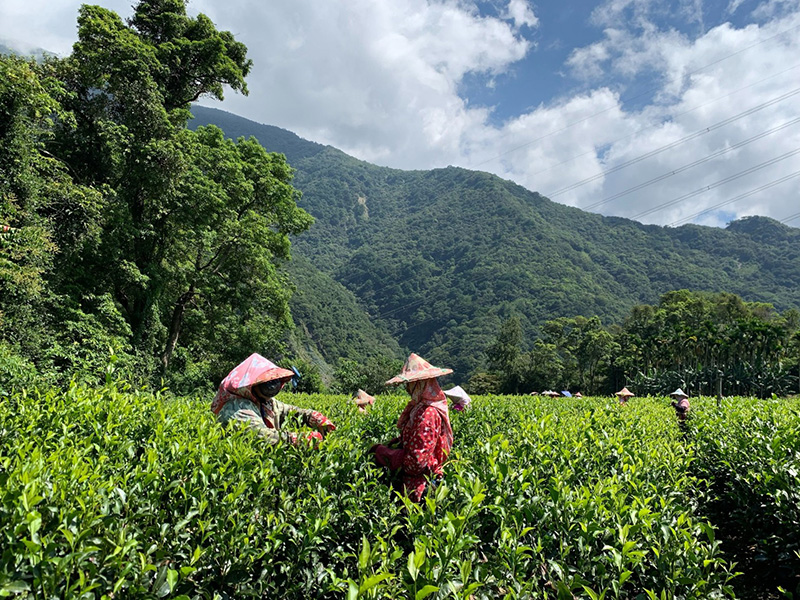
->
[0,385,753,599]
[688,397,800,588]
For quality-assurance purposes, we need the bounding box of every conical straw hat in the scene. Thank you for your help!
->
[222,353,294,397]
[443,385,471,404]
[669,388,688,398]
[352,389,375,407]
[615,387,635,397]
[385,353,453,385]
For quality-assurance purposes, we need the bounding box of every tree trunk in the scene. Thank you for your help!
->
[160,285,195,378]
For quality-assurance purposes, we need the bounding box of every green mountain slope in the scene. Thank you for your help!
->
[190,106,800,381]
[286,255,403,370]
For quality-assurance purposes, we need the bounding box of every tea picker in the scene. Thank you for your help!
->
[369,353,454,502]
[211,353,335,445]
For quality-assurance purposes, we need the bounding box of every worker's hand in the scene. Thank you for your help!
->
[305,431,324,448]
[311,412,336,436]
[367,443,380,454]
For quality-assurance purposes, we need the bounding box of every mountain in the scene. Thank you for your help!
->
[0,42,56,61]
[190,105,800,382]
[285,255,404,376]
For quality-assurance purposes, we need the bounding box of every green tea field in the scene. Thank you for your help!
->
[1,385,799,599]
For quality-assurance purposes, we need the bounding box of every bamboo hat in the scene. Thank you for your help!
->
[352,389,376,413]
[385,353,453,385]
[615,387,635,398]
[669,388,688,399]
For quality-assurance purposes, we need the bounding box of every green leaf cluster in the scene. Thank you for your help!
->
[1,1,312,389]
[481,290,799,397]
[1,384,763,598]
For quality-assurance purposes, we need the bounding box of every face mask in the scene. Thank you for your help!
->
[406,381,423,400]
[258,380,284,399]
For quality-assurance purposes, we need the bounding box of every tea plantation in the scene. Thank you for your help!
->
[1,385,799,599]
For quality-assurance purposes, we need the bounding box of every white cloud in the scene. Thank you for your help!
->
[193,0,532,168]
[590,0,665,29]
[726,0,748,15]
[751,0,800,20]
[1,0,800,228]
[0,0,132,55]
[504,0,539,28]
[680,0,706,31]
[545,5,800,226]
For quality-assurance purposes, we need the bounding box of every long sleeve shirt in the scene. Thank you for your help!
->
[216,397,330,445]
[373,405,446,502]
[671,398,690,420]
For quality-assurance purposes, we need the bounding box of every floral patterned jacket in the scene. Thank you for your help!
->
[217,397,332,445]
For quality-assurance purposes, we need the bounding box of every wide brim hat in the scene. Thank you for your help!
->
[385,353,453,386]
[542,390,560,397]
[221,353,295,399]
[352,389,376,407]
[669,388,688,398]
[443,385,472,404]
[615,387,635,397]
[574,392,583,398]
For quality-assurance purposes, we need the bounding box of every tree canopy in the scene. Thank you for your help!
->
[478,291,799,398]
[1,1,311,389]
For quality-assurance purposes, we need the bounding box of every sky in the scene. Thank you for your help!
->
[2,0,799,229]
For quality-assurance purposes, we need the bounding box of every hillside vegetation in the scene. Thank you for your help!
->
[191,106,800,381]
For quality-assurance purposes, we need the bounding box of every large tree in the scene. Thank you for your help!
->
[0,55,113,376]
[2,1,310,385]
[157,126,312,379]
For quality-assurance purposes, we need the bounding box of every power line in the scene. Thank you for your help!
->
[779,210,800,225]
[668,169,800,226]
[631,147,800,220]
[545,86,800,198]
[473,22,800,168]
[524,62,800,182]
[582,116,800,211]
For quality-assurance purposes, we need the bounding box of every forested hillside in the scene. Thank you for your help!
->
[191,106,800,381]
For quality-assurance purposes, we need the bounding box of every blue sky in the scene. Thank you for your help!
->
[2,0,799,228]
[466,0,790,119]
[464,0,618,122]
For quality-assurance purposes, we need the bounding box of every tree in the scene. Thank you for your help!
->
[467,371,502,395]
[540,316,614,393]
[1,55,113,376]
[515,342,564,394]
[156,127,313,376]
[0,57,60,330]
[332,356,403,395]
[618,290,798,397]
[284,357,324,394]
[37,1,309,385]
[487,316,522,371]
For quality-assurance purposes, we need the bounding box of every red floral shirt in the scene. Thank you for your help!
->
[374,405,446,502]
